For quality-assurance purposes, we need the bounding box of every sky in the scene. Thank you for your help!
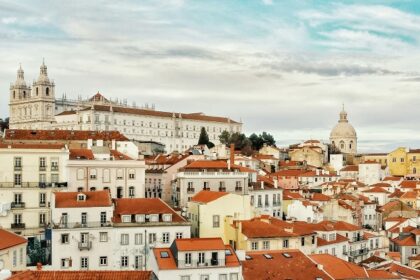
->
[1,0,420,152]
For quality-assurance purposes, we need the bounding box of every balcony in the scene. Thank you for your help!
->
[343,248,368,257]
[51,165,59,171]
[14,166,22,171]
[202,187,210,191]
[235,186,243,192]
[39,202,47,207]
[11,223,25,229]
[78,241,92,250]
[273,202,281,206]
[178,258,225,268]
[39,166,47,171]
[187,188,195,194]
[11,202,25,209]
[53,221,112,229]
[219,187,226,192]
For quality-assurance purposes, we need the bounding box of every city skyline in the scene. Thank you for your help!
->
[1,0,420,152]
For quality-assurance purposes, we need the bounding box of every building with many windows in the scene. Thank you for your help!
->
[51,191,190,271]
[8,64,242,153]
[149,238,242,280]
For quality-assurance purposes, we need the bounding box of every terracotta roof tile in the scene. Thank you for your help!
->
[242,250,332,280]
[0,143,66,149]
[69,149,94,160]
[312,193,331,201]
[190,190,229,203]
[113,198,186,223]
[387,263,420,279]
[283,190,304,200]
[399,180,419,189]
[317,234,348,247]
[362,186,390,193]
[79,104,240,124]
[391,235,417,246]
[310,254,368,279]
[0,229,27,250]
[9,271,152,280]
[55,191,112,208]
[175,237,226,251]
[340,165,359,172]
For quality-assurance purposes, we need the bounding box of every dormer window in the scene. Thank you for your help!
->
[122,215,131,223]
[149,214,159,222]
[162,214,172,222]
[77,194,86,201]
[135,214,145,223]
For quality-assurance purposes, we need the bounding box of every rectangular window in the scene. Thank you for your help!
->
[81,257,88,269]
[14,214,22,225]
[121,256,128,268]
[121,234,129,245]
[135,255,142,270]
[51,173,59,183]
[14,157,22,168]
[149,233,156,244]
[263,241,270,250]
[198,252,205,264]
[251,242,258,250]
[219,275,228,280]
[13,250,17,267]
[134,233,143,245]
[100,232,108,242]
[100,212,107,225]
[122,215,131,223]
[301,237,305,246]
[176,232,183,239]
[81,212,87,226]
[39,157,46,169]
[39,213,46,225]
[181,276,191,280]
[14,174,22,186]
[230,273,239,280]
[19,247,23,265]
[39,193,46,206]
[283,239,289,248]
[213,215,220,228]
[99,256,107,266]
[185,253,192,265]
[162,232,170,243]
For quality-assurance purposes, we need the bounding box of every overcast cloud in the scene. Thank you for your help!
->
[0,0,419,152]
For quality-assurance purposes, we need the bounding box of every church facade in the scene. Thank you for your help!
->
[329,106,357,155]
[8,63,242,152]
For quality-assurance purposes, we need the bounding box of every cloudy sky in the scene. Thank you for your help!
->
[1,0,420,152]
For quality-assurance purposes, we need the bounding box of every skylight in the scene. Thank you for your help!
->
[245,255,252,260]
[225,249,232,256]
[282,253,292,258]
[263,254,273,259]
[160,251,169,258]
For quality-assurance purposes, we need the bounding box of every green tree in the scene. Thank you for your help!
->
[28,239,46,265]
[261,131,276,147]
[219,130,231,145]
[198,127,210,146]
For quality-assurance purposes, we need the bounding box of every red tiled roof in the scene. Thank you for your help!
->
[55,191,112,208]
[113,198,186,223]
[400,191,418,199]
[110,150,132,160]
[183,160,239,170]
[175,237,226,251]
[89,92,109,102]
[387,263,420,279]
[190,191,229,203]
[146,153,189,166]
[362,186,390,193]
[9,271,152,280]
[399,180,418,189]
[0,143,66,149]
[312,193,331,201]
[0,229,27,250]
[317,234,348,247]
[240,219,295,238]
[271,169,308,177]
[80,104,240,124]
[310,254,368,279]
[253,154,276,160]
[242,250,332,280]
[314,220,361,232]
[283,190,304,200]
[4,129,128,141]
[69,149,94,160]
[383,176,402,181]
[366,270,400,279]
[392,235,417,246]
[340,165,359,172]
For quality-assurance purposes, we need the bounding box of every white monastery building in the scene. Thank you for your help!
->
[8,63,242,152]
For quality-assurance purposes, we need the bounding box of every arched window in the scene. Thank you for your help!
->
[413,168,417,174]
[77,187,83,192]
[340,141,345,150]
[90,187,96,191]
[46,87,49,96]
[349,140,353,149]
[117,187,123,198]
[36,87,39,96]
[23,91,26,98]
[13,91,15,99]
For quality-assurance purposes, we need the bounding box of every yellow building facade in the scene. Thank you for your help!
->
[187,191,253,243]
[387,148,420,177]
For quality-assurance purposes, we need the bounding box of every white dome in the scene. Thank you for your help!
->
[330,108,357,138]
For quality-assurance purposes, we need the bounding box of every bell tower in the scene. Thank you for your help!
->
[9,64,32,129]
[31,59,56,127]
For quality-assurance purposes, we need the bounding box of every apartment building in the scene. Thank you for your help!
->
[149,238,242,280]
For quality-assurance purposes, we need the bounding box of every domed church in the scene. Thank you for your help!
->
[330,105,357,154]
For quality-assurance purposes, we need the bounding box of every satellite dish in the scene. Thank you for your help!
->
[181,212,187,217]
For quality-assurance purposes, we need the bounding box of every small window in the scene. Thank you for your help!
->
[122,215,131,223]
[77,194,86,201]
[135,214,145,223]
[99,232,108,242]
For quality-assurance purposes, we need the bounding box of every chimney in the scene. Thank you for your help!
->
[230,144,235,169]
[111,139,116,150]
[274,179,278,189]
[317,264,323,270]
[261,181,264,189]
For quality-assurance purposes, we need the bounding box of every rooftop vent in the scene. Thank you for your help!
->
[245,255,252,260]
